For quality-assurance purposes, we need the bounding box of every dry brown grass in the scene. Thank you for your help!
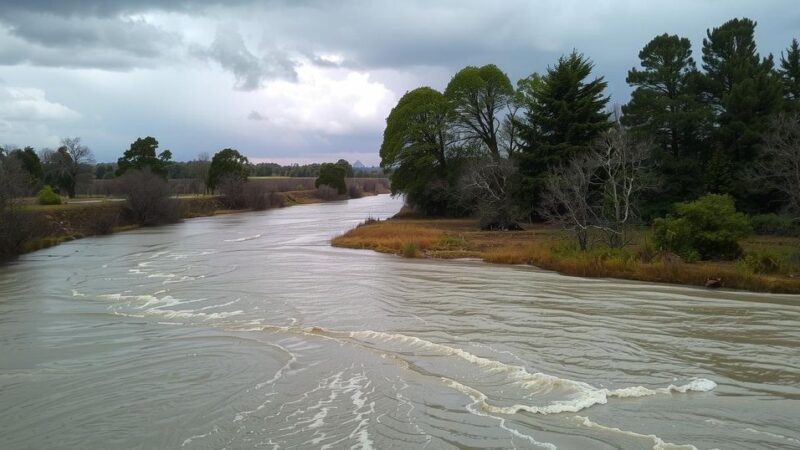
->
[332,216,800,294]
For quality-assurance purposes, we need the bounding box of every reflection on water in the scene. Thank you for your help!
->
[1,194,798,449]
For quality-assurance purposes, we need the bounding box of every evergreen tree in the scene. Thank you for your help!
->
[117,137,172,177]
[622,33,712,217]
[517,51,611,214]
[700,18,783,165]
[779,38,800,108]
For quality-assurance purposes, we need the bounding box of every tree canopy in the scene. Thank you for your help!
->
[207,148,249,191]
[444,64,514,159]
[380,86,463,215]
[116,136,173,177]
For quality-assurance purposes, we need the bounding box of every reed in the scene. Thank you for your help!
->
[332,216,800,294]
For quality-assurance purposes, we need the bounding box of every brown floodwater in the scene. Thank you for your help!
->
[1,194,798,449]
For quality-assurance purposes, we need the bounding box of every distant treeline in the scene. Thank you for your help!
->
[94,159,382,180]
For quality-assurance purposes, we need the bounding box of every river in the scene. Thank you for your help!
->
[1,194,798,449]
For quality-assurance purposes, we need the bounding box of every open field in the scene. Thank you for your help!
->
[332,213,800,294]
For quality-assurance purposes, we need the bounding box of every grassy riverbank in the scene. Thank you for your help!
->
[14,187,386,257]
[332,212,800,294]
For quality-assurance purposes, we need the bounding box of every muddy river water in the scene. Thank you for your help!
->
[1,194,798,449]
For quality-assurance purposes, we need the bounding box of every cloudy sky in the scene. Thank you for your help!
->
[0,1,797,164]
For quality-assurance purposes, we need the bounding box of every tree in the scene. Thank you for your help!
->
[315,163,347,194]
[42,137,94,198]
[517,51,611,214]
[10,147,43,181]
[380,87,463,215]
[779,38,800,107]
[754,113,800,217]
[188,152,211,194]
[538,126,652,249]
[459,157,521,230]
[538,152,600,250]
[335,159,354,178]
[118,168,180,226]
[593,126,653,247]
[444,64,514,159]
[207,148,249,192]
[700,18,783,166]
[117,136,172,177]
[622,33,712,216]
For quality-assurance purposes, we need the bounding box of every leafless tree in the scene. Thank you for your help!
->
[756,113,800,218]
[41,137,95,197]
[539,126,652,249]
[117,168,179,225]
[539,153,601,250]
[460,157,521,230]
[593,125,653,247]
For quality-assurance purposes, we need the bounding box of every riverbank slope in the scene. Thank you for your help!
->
[13,188,386,258]
[332,213,800,294]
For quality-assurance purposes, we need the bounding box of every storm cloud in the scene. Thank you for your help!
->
[0,0,797,163]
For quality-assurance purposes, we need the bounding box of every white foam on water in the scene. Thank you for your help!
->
[575,415,711,450]
[224,234,262,242]
[347,330,716,416]
[744,427,800,445]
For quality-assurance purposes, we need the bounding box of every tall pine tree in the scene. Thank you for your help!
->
[779,38,800,109]
[517,51,611,214]
[700,18,783,211]
[701,18,782,164]
[622,33,712,217]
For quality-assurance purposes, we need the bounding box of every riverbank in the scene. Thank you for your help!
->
[14,188,386,258]
[332,213,800,294]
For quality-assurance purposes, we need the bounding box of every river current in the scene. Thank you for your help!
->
[1,194,798,449]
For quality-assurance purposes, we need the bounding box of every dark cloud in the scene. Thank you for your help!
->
[199,26,297,90]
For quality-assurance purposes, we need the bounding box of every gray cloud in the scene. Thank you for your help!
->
[199,26,297,90]
[0,0,797,164]
[247,110,266,121]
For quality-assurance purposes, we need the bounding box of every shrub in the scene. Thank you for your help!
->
[362,179,376,192]
[86,207,120,235]
[737,251,782,274]
[402,241,419,258]
[37,185,62,205]
[315,163,346,194]
[217,174,245,209]
[749,214,799,236]
[348,183,364,199]
[118,168,180,226]
[316,185,341,201]
[268,191,286,208]
[243,182,268,210]
[652,194,752,260]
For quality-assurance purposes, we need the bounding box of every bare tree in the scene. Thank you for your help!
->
[460,157,522,230]
[41,137,95,197]
[192,152,211,194]
[539,126,652,250]
[117,168,179,225]
[594,125,653,247]
[756,113,800,218]
[539,153,601,250]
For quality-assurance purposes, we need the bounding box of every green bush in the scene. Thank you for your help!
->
[737,251,782,274]
[315,163,346,194]
[37,185,62,205]
[652,194,752,261]
[402,241,419,258]
[749,214,799,236]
